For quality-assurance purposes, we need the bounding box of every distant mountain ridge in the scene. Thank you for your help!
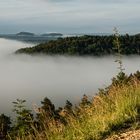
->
[0,32,64,43]
[16,32,63,37]
[16,32,35,36]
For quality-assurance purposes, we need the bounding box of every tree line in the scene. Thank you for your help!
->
[16,34,140,55]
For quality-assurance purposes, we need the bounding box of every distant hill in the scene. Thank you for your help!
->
[16,32,35,36]
[0,32,58,43]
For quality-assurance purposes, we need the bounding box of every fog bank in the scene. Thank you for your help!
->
[0,38,140,115]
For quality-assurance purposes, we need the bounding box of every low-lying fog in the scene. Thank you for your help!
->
[0,38,140,115]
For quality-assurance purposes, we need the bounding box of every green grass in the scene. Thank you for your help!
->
[10,78,140,140]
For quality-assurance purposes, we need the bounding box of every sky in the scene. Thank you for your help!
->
[0,0,140,34]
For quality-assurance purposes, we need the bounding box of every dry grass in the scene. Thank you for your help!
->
[9,79,140,140]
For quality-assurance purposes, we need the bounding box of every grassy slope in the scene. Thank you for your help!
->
[12,74,140,140]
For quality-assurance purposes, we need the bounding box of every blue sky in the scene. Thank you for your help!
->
[0,0,140,34]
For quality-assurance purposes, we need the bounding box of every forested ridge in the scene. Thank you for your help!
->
[16,34,140,55]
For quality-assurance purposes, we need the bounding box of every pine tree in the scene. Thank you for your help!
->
[12,99,33,136]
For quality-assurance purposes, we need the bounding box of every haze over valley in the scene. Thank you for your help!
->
[0,0,140,139]
[0,38,140,115]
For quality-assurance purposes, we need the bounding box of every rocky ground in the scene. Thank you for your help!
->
[105,129,140,140]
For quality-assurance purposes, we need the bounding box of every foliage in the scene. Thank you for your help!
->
[0,71,139,140]
[113,27,125,73]
[0,114,11,139]
[16,34,140,55]
[11,99,34,137]
[3,32,139,139]
[36,97,63,131]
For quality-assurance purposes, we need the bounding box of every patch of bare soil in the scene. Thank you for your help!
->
[105,129,140,140]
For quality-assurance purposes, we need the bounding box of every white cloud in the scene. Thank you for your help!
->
[0,0,139,33]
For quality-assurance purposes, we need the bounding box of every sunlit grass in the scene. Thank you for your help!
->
[10,78,140,140]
